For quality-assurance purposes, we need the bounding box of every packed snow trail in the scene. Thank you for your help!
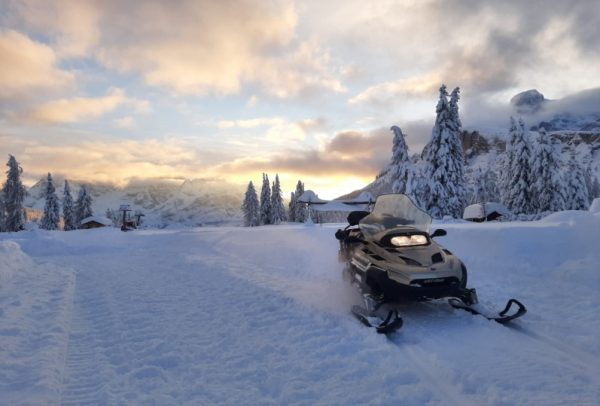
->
[1,212,599,405]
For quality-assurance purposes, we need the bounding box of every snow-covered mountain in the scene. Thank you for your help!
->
[510,89,547,114]
[25,178,244,228]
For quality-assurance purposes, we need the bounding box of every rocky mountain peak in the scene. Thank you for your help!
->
[510,89,546,114]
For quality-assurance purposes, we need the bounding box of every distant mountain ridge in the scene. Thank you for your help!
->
[25,178,244,228]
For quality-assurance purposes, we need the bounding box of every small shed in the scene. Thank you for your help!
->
[463,202,511,222]
[80,216,113,229]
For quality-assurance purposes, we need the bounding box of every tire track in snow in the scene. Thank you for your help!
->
[60,272,122,406]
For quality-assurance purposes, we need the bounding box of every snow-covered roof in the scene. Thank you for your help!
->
[80,216,113,226]
[463,202,510,220]
[297,190,328,204]
[310,201,368,212]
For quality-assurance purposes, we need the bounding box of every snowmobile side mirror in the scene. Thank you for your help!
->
[430,229,447,238]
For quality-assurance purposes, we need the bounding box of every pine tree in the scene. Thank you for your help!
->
[471,168,487,204]
[564,147,590,210]
[449,87,462,131]
[389,126,411,194]
[40,173,60,230]
[241,181,260,226]
[530,129,566,212]
[0,194,6,232]
[74,185,93,227]
[270,174,286,224]
[292,180,305,222]
[62,180,76,231]
[499,117,519,205]
[259,173,272,225]
[2,155,26,232]
[591,176,600,200]
[405,160,427,209]
[470,167,499,204]
[421,85,467,218]
[288,192,296,222]
[504,119,534,215]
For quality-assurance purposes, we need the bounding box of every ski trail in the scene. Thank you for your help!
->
[60,272,120,406]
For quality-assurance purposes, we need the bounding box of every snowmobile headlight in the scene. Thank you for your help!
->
[391,234,428,247]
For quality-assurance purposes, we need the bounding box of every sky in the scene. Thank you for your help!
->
[1,0,599,199]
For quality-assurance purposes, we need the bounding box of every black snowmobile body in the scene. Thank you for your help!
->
[335,194,526,334]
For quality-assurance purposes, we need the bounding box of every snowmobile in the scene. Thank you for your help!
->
[335,194,526,334]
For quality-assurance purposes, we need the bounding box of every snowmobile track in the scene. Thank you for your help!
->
[60,273,121,406]
[396,344,477,406]
[507,324,600,380]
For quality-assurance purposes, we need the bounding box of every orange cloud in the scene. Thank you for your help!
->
[23,88,149,123]
[0,30,73,99]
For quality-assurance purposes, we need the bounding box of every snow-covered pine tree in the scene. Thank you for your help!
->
[2,155,26,232]
[292,180,305,222]
[591,176,600,200]
[270,174,286,224]
[563,147,590,210]
[449,87,462,130]
[405,160,427,209]
[389,126,411,194]
[241,181,260,226]
[0,193,5,232]
[499,117,519,205]
[470,167,500,204]
[74,185,94,227]
[62,180,76,231]
[504,119,534,215]
[471,168,487,204]
[259,173,272,225]
[288,192,296,222]
[530,129,566,213]
[40,173,60,230]
[421,85,467,218]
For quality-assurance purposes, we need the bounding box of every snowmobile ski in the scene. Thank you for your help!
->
[448,297,527,324]
[351,305,403,334]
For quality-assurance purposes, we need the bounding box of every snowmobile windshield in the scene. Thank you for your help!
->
[358,194,432,239]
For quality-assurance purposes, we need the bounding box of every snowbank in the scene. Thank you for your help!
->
[589,198,600,214]
[539,209,600,225]
[0,241,75,405]
[0,241,33,287]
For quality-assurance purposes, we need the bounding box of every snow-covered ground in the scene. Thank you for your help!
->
[1,212,600,405]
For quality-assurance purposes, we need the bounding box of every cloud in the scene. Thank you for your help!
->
[217,127,394,177]
[23,88,149,123]
[297,117,327,133]
[114,116,135,129]
[0,30,73,99]
[0,134,218,185]
[11,0,101,58]
[9,0,343,99]
[213,116,329,142]
[344,0,600,110]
